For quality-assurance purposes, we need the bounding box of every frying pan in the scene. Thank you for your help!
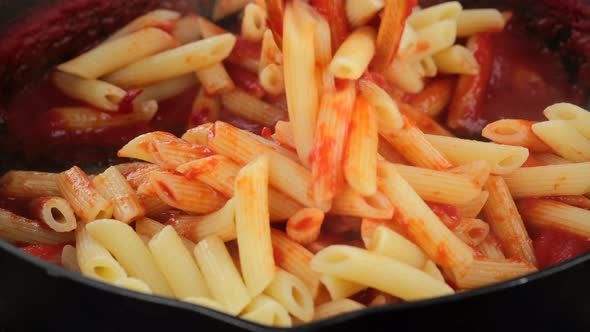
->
[0,1,589,331]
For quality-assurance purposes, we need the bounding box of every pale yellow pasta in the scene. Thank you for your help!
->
[107,9,181,40]
[329,27,377,80]
[448,258,537,289]
[195,62,235,95]
[240,295,292,327]
[57,166,113,223]
[264,269,315,322]
[135,217,196,252]
[543,103,590,139]
[422,260,445,283]
[358,79,405,132]
[52,71,127,112]
[92,166,144,224]
[312,10,332,67]
[220,89,287,128]
[384,58,425,93]
[193,236,251,315]
[345,0,384,28]
[314,299,366,321]
[456,9,506,37]
[368,226,428,269]
[173,14,202,44]
[212,0,252,21]
[104,34,237,87]
[320,275,366,301]
[61,244,80,272]
[534,153,570,165]
[408,2,462,30]
[432,45,479,75]
[30,197,76,232]
[75,224,127,283]
[171,199,237,243]
[113,277,153,294]
[517,199,590,238]
[420,56,438,77]
[183,297,227,313]
[0,208,74,245]
[397,22,419,59]
[477,235,506,260]
[86,219,173,297]
[457,191,489,218]
[283,2,319,166]
[50,105,157,130]
[425,134,529,175]
[0,171,60,198]
[286,208,324,245]
[330,189,394,220]
[260,29,283,70]
[259,64,285,96]
[411,20,457,62]
[503,163,590,198]
[197,16,228,38]
[532,120,590,162]
[242,3,267,41]
[148,226,210,299]
[452,218,490,247]
[134,75,198,104]
[312,246,454,300]
[394,163,482,205]
[58,28,177,79]
[117,131,179,164]
[378,161,473,267]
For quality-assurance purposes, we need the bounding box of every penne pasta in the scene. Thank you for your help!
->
[517,199,590,238]
[532,120,590,163]
[57,166,113,223]
[107,9,181,40]
[456,190,489,218]
[53,71,127,112]
[264,269,314,322]
[172,14,202,44]
[113,277,153,294]
[503,163,590,198]
[477,235,506,260]
[242,3,268,41]
[0,171,61,198]
[345,0,384,28]
[183,296,227,313]
[61,244,80,272]
[543,103,590,140]
[259,64,285,96]
[50,104,157,130]
[0,208,74,245]
[75,223,127,283]
[452,218,490,247]
[369,226,428,269]
[331,189,394,220]
[385,58,425,93]
[410,20,457,62]
[320,275,366,301]
[407,78,454,118]
[195,62,235,95]
[456,9,506,37]
[358,79,404,132]
[171,199,236,243]
[104,34,237,87]
[92,167,144,224]
[432,45,479,75]
[408,1,462,30]
[448,257,537,289]
[135,217,196,252]
[534,153,570,166]
[29,197,77,232]
[314,299,366,321]
[135,75,198,104]
[240,295,292,327]
[286,208,324,245]
[482,119,551,152]
[221,88,287,128]
[329,27,376,80]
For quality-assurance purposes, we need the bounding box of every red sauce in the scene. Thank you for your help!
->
[117,89,143,114]
[531,227,590,269]
[21,244,66,264]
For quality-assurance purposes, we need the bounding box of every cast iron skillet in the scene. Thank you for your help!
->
[0,1,589,331]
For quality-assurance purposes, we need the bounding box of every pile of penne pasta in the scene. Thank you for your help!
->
[1,0,590,327]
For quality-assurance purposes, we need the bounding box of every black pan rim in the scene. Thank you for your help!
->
[2,238,589,331]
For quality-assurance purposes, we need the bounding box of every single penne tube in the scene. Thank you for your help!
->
[0,171,61,198]
[134,74,198,104]
[344,97,378,196]
[271,229,321,297]
[456,9,506,37]
[176,155,302,221]
[193,236,251,315]
[482,176,536,265]
[212,0,251,21]
[425,134,529,175]
[58,27,177,79]
[448,160,492,188]
[56,166,113,223]
[398,102,453,137]
[331,189,394,220]
[76,223,127,283]
[260,29,282,70]
[432,45,479,75]
[264,268,314,322]
[385,58,425,94]
[457,191,489,218]
[378,137,409,164]
[172,14,202,44]
[320,275,366,301]
[204,122,325,210]
[86,219,173,296]
[378,161,473,267]
[149,171,226,214]
[53,71,127,112]
[310,84,356,206]
[329,27,376,80]
[452,218,490,247]
[543,103,590,139]
[422,260,445,282]
[104,34,237,87]
[482,119,551,152]
[273,120,295,149]
[92,166,145,224]
[448,257,537,289]
[283,2,319,166]
[50,104,157,130]
[61,244,80,272]
[0,208,74,245]
[195,62,235,95]
[532,120,590,162]
[410,20,457,62]
[286,208,324,245]
[220,88,287,128]
[408,1,462,30]
[234,156,275,297]
[382,120,453,170]
[314,299,366,321]
[197,16,228,38]
[29,197,77,232]
[407,78,454,118]
[477,235,506,260]
[368,226,428,269]
[360,218,396,248]
[189,86,221,127]
[172,199,236,243]
[373,0,414,70]
[242,3,267,41]
[394,163,482,205]
[503,163,590,198]
[148,226,210,299]
[107,9,181,40]
[259,64,285,96]
[112,277,152,294]
[135,217,196,252]
[517,199,590,238]
[358,79,404,133]
[240,295,292,328]
[345,0,384,28]
[312,245,454,300]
